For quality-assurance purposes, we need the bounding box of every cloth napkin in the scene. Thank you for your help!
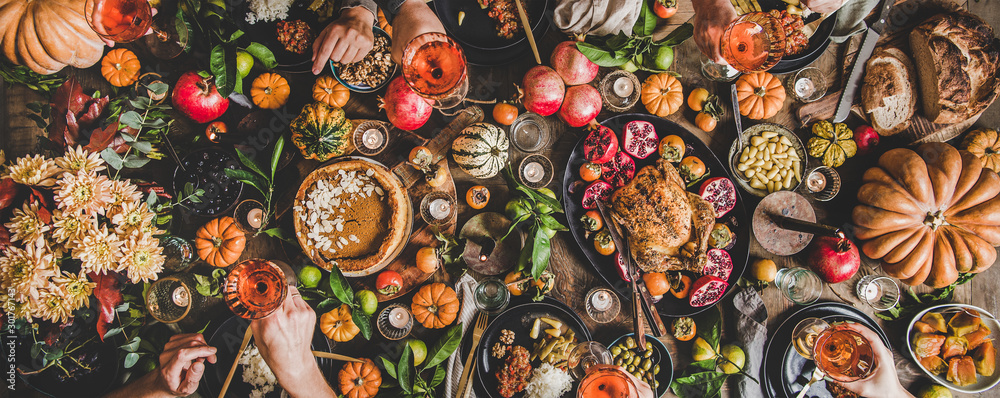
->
[830,0,881,42]
[725,287,768,398]
[553,0,643,37]
[444,273,479,398]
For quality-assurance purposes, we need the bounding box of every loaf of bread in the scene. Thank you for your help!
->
[909,12,1000,124]
[861,48,917,136]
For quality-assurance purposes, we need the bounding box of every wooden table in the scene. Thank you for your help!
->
[3,0,1000,397]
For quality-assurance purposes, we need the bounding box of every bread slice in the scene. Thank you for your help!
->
[861,48,917,136]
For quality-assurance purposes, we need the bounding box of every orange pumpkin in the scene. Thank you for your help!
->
[735,72,785,120]
[312,76,351,108]
[641,73,684,117]
[101,48,140,87]
[194,216,246,268]
[251,72,290,109]
[320,304,361,342]
[377,9,392,37]
[411,283,459,329]
[0,0,105,74]
[961,128,1000,173]
[338,358,381,398]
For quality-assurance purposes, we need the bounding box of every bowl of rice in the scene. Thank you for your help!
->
[330,27,396,93]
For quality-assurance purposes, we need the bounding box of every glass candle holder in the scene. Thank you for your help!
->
[509,112,551,153]
[775,267,823,305]
[567,341,613,379]
[599,70,642,112]
[353,121,389,156]
[855,275,900,311]
[146,273,203,323]
[420,191,456,226]
[473,277,510,314]
[234,199,265,233]
[585,287,621,324]
[377,303,414,340]
[801,166,841,202]
[159,236,194,273]
[223,259,288,319]
[790,67,828,103]
[518,154,554,189]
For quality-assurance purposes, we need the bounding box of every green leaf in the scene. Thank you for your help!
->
[633,0,657,37]
[689,359,718,371]
[659,22,694,47]
[380,356,397,379]
[119,111,143,129]
[694,305,722,350]
[328,268,354,306]
[143,119,168,129]
[538,214,567,232]
[122,155,150,169]
[197,321,212,334]
[101,148,124,170]
[129,99,148,110]
[124,352,140,368]
[352,307,372,340]
[429,365,446,388]
[517,233,534,272]
[194,274,214,296]
[245,42,278,69]
[423,323,463,370]
[128,141,153,154]
[103,327,123,340]
[501,213,529,241]
[224,169,268,196]
[147,82,169,96]
[398,345,414,393]
[576,42,628,67]
[531,231,551,279]
[605,32,631,51]
[316,298,340,314]
[270,135,285,181]
[120,336,141,352]
[671,370,728,398]
[233,146,267,179]
[210,44,236,98]
[517,186,562,214]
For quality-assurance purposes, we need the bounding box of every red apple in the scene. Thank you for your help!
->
[172,71,229,123]
[806,236,861,284]
[854,125,879,155]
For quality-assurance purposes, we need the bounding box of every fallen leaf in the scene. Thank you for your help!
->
[89,272,123,341]
[77,96,109,126]
[83,121,121,153]
[0,225,10,249]
[0,178,20,211]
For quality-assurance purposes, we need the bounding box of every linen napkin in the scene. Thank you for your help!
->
[725,287,768,398]
[830,0,880,42]
[553,0,642,37]
[444,273,479,398]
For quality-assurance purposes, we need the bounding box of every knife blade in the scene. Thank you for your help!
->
[832,0,895,122]
[595,202,645,348]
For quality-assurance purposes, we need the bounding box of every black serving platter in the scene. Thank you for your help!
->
[561,114,750,318]
[233,0,327,73]
[760,302,891,398]
[432,0,551,66]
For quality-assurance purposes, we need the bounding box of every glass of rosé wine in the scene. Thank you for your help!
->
[401,32,470,110]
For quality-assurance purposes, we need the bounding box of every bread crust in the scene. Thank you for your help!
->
[862,47,917,136]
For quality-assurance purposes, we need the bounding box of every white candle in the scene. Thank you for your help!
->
[247,208,263,229]
[362,128,384,149]
[429,198,451,220]
[172,286,190,307]
[591,290,612,311]
[795,77,816,98]
[863,283,881,301]
[806,172,826,193]
[389,307,410,328]
[523,162,544,183]
[613,76,633,98]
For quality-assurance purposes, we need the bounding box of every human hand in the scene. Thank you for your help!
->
[838,323,915,398]
[312,7,375,74]
[152,333,218,397]
[692,0,738,63]
[801,0,845,14]
[387,0,446,63]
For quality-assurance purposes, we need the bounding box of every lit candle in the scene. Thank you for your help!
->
[863,283,881,301]
[428,198,451,220]
[794,77,816,98]
[591,290,612,311]
[362,128,385,149]
[523,161,544,183]
[389,307,410,328]
[806,171,827,193]
[247,208,263,229]
[172,286,190,307]
[613,76,633,98]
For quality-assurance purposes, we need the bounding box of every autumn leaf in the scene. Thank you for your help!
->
[83,121,121,153]
[0,225,10,249]
[28,188,52,224]
[77,96,109,126]
[89,272,123,341]
[0,178,20,211]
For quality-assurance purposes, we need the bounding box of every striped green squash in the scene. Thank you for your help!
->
[290,102,354,162]
[451,123,509,179]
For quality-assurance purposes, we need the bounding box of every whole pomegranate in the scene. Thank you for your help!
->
[550,41,599,86]
[380,76,433,130]
[172,71,229,123]
[558,84,602,128]
[521,65,565,116]
[806,236,861,283]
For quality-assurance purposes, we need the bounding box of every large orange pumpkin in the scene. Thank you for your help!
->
[251,73,290,109]
[194,216,246,268]
[338,358,381,398]
[640,73,684,117]
[320,304,361,342]
[101,48,140,87]
[735,72,785,120]
[852,143,1000,287]
[0,0,105,74]
[961,128,1000,173]
[411,283,459,329]
[312,76,350,108]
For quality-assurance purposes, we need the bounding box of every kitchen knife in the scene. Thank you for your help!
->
[832,0,895,122]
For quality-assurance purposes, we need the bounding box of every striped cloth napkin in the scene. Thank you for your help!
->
[444,273,480,398]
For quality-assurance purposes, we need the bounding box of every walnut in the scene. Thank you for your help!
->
[500,329,515,345]
[336,35,394,87]
[491,342,507,359]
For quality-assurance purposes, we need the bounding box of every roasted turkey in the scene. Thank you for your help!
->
[610,159,716,273]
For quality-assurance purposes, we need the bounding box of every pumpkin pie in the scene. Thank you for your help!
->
[294,159,410,275]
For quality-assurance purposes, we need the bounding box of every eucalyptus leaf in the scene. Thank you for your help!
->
[129,99,149,110]
[120,337,140,352]
[128,141,153,153]
[101,148,124,170]
[119,111,143,129]
[103,327,123,340]
[423,323,462,370]
[122,155,150,169]
[124,352,140,369]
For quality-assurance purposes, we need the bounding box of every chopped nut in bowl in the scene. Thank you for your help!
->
[330,27,395,93]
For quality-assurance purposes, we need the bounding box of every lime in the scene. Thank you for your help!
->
[505,199,531,221]
[298,265,323,289]
[236,51,254,78]
[406,339,428,366]
[917,385,953,398]
[621,60,639,73]
[534,188,558,214]
[356,290,378,315]
[718,344,745,374]
[652,46,674,70]
[691,337,717,361]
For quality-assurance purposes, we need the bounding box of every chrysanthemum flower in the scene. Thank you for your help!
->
[55,146,106,175]
[33,286,73,324]
[5,154,60,186]
[120,232,164,283]
[0,292,33,322]
[4,202,50,244]
[51,209,95,249]
[106,179,143,218]
[76,226,123,275]
[0,243,58,303]
[56,170,113,215]
[52,271,94,311]
[112,200,155,237]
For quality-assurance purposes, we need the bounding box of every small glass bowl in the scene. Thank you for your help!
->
[599,70,641,112]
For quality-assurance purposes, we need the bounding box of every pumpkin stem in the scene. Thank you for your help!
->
[265,87,272,95]
[212,236,223,248]
[353,377,365,387]
[924,210,946,230]
[324,88,333,94]
[754,86,767,98]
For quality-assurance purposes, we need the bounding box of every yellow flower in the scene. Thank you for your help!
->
[106,179,143,218]
[77,226,123,275]
[0,292,33,322]
[55,146,106,175]
[51,209,95,249]
[121,232,164,283]
[112,200,155,237]
[33,286,73,324]
[0,242,58,303]
[52,271,94,310]
[56,170,113,215]
[4,202,50,244]
[6,154,60,186]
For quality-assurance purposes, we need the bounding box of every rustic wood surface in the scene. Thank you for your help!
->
[2,0,1000,397]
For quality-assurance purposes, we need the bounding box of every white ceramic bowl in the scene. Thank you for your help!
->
[907,303,1000,393]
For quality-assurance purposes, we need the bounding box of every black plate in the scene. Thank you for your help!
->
[433,0,549,51]
[233,1,326,72]
[760,302,892,398]
[459,297,591,398]
[609,333,674,397]
[755,0,839,74]
[199,315,333,398]
[561,114,750,318]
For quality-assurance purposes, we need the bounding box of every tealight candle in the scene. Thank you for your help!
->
[389,307,410,328]
[522,161,544,183]
[590,290,612,311]
[247,208,263,229]
[171,286,190,307]
[428,198,451,220]
[362,128,385,150]
[806,171,827,193]
[613,76,633,98]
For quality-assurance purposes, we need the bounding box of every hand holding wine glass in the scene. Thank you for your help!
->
[837,323,916,398]
[692,0,739,63]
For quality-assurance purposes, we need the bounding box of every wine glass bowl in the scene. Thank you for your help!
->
[85,0,153,43]
[401,32,469,109]
[791,318,877,383]
[720,11,786,74]
[223,259,288,319]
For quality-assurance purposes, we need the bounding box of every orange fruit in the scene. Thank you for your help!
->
[415,246,439,273]
[642,272,670,297]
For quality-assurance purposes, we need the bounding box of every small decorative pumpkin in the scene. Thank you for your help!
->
[451,123,509,179]
[312,76,351,108]
[290,102,355,162]
[640,73,683,117]
[735,72,785,120]
[961,127,1000,173]
[376,9,392,37]
[194,216,246,268]
[100,48,140,87]
[251,72,290,109]
[320,304,361,342]
[338,358,381,398]
[807,120,857,168]
[852,143,1000,287]
[0,0,105,74]
[411,283,459,329]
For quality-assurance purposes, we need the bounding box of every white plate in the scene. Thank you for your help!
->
[907,304,1000,394]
